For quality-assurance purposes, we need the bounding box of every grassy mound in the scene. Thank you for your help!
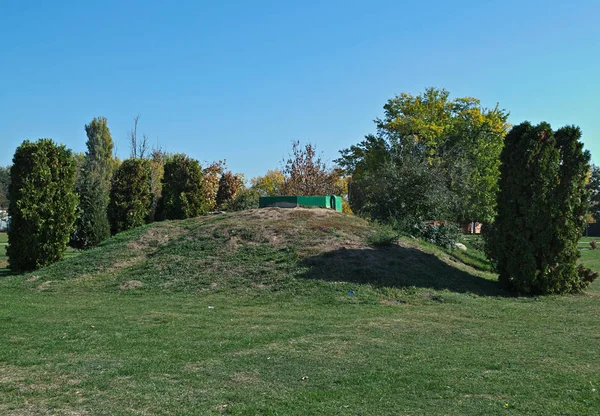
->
[1,210,599,414]
[4,208,501,300]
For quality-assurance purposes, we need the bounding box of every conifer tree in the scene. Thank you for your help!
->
[72,117,114,249]
[159,154,207,219]
[7,139,78,271]
[485,122,597,294]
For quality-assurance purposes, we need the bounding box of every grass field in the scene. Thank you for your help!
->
[0,232,7,273]
[0,213,599,415]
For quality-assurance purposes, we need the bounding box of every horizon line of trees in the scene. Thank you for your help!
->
[3,87,599,294]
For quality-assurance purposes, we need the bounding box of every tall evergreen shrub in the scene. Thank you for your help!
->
[108,159,151,234]
[158,154,207,219]
[7,139,78,271]
[485,122,596,294]
[71,117,114,248]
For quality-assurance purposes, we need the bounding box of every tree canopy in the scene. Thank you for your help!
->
[338,87,510,224]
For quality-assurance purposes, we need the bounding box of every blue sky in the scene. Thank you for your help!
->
[1,0,598,178]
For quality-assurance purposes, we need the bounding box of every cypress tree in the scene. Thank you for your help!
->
[486,122,597,294]
[72,117,114,249]
[7,139,78,271]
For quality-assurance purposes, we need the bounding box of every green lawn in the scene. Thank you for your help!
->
[0,232,7,272]
[0,216,599,415]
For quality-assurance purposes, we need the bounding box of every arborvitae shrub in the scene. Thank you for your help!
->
[108,159,152,234]
[158,154,207,220]
[71,117,114,249]
[484,122,595,294]
[7,139,78,272]
[71,164,111,249]
[215,172,243,209]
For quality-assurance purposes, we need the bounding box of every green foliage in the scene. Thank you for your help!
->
[84,117,114,170]
[72,117,114,249]
[7,139,78,271]
[588,165,600,220]
[338,87,509,224]
[367,224,399,246]
[158,154,207,219]
[415,223,460,250]
[215,171,243,209]
[251,169,285,196]
[108,159,152,234]
[230,187,260,211]
[71,164,111,249]
[485,122,595,294]
[0,165,10,209]
[148,149,167,222]
[347,140,454,231]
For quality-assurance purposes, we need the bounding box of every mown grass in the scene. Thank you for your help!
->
[0,213,599,415]
[0,232,7,274]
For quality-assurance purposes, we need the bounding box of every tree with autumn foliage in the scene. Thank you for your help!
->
[281,141,340,196]
[215,171,244,209]
[338,87,509,225]
[202,160,226,211]
[251,169,285,196]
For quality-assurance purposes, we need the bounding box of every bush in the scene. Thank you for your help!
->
[215,172,243,209]
[108,159,152,234]
[158,154,207,220]
[367,224,399,246]
[230,188,260,211]
[349,155,454,228]
[7,139,78,271]
[71,117,114,249]
[485,122,592,294]
[413,222,460,250]
[71,164,111,249]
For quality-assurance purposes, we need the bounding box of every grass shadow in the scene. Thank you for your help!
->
[0,267,18,278]
[299,244,509,297]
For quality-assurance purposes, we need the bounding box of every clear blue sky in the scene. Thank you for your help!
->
[1,0,598,178]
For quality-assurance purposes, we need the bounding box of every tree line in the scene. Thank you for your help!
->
[3,87,599,294]
[4,117,348,272]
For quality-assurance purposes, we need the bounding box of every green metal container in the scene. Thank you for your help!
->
[259,195,343,212]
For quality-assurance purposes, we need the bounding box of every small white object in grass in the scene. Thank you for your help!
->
[208,306,214,310]
[455,242,467,251]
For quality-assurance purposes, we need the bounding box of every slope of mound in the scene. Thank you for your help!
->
[6,208,501,299]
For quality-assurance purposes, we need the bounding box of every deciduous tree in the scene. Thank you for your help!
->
[281,141,339,196]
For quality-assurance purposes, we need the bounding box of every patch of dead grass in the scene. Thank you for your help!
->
[119,280,144,291]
